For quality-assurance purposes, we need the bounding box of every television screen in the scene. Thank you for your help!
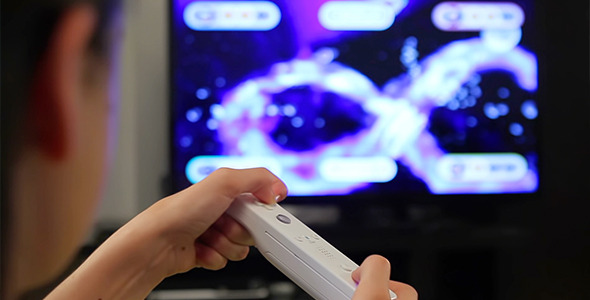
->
[170,0,539,196]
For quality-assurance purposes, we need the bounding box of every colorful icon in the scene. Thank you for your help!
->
[432,2,525,32]
[184,1,282,31]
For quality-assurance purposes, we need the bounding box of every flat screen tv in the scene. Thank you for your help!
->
[169,0,540,199]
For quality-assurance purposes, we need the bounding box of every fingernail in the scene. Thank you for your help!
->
[271,182,287,203]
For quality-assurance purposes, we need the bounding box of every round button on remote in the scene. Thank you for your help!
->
[276,214,291,224]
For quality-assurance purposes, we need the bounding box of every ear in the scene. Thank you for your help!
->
[29,4,98,160]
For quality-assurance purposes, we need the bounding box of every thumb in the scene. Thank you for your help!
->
[170,168,288,229]
[200,167,288,205]
[352,255,392,300]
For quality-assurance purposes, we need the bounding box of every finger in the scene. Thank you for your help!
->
[351,255,392,300]
[199,226,250,262]
[213,214,255,246]
[388,281,418,300]
[201,167,288,205]
[157,168,287,244]
[193,241,228,271]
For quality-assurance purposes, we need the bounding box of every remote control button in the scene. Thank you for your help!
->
[296,235,316,243]
[340,264,355,273]
[276,214,291,224]
[295,235,317,244]
[254,201,276,210]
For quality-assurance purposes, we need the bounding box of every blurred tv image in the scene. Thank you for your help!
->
[170,0,539,196]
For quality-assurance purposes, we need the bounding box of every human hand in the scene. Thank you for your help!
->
[352,255,418,300]
[138,167,288,275]
[47,167,287,300]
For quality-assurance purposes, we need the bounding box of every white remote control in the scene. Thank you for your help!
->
[227,193,397,300]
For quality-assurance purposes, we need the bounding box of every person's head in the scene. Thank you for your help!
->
[1,0,121,297]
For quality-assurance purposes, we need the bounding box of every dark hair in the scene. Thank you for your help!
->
[1,0,120,295]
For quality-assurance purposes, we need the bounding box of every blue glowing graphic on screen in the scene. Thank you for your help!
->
[171,0,539,196]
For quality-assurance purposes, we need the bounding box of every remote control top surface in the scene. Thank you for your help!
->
[227,193,397,300]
